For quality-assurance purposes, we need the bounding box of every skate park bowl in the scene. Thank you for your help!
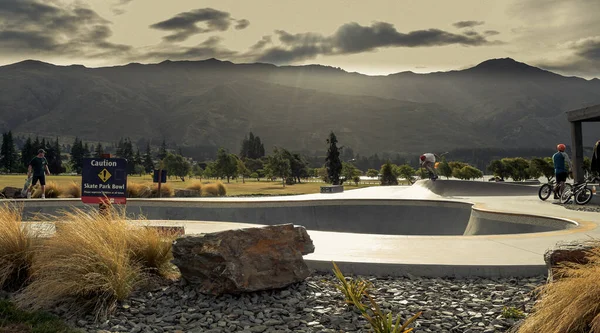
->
[11,178,597,278]
[18,197,576,236]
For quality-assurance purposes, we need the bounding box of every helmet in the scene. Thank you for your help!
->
[420,155,426,161]
[557,144,566,152]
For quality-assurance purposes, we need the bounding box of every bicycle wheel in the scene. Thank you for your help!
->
[575,187,594,205]
[538,184,552,201]
[560,187,573,204]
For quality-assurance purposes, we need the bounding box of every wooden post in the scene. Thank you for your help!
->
[100,153,112,215]
[157,160,164,198]
[570,120,584,183]
[158,168,162,198]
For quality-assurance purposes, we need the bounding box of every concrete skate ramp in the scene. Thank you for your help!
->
[414,179,539,197]
[20,199,574,236]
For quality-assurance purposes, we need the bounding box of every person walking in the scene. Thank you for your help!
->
[552,144,571,199]
[420,153,439,180]
[26,149,50,199]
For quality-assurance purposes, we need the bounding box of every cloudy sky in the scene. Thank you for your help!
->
[0,0,599,78]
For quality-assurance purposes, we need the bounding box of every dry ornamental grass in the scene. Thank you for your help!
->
[518,246,600,333]
[12,206,178,320]
[0,203,42,291]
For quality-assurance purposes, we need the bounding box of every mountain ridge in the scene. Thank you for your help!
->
[1,57,599,156]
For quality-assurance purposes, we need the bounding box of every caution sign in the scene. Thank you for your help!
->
[81,158,127,204]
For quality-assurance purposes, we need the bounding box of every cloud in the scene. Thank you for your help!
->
[250,36,272,50]
[150,8,249,42]
[235,19,250,30]
[453,21,485,29]
[111,0,133,16]
[254,21,502,64]
[0,0,131,58]
[484,30,500,36]
[536,36,600,77]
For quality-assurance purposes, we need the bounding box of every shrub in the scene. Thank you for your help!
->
[32,181,62,198]
[518,246,600,333]
[0,203,41,291]
[380,162,398,186]
[186,180,203,192]
[62,181,81,198]
[13,207,143,320]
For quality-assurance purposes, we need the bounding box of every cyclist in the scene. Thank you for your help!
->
[420,153,439,180]
[552,144,571,199]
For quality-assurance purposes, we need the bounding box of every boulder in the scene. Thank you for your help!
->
[544,240,600,282]
[1,187,23,199]
[174,189,201,197]
[172,223,315,295]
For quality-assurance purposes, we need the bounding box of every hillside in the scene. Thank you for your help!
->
[0,57,599,156]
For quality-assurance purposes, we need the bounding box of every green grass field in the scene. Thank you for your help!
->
[0,174,390,196]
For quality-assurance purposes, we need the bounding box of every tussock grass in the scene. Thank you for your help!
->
[216,181,227,196]
[202,181,227,197]
[518,247,600,333]
[13,207,143,320]
[127,225,178,278]
[186,180,203,192]
[32,181,62,198]
[62,181,81,198]
[0,203,41,291]
[151,183,173,197]
[126,181,146,198]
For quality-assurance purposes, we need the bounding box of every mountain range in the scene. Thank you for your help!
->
[1,57,599,157]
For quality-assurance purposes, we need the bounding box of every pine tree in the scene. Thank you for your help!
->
[325,131,342,185]
[21,137,34,171]
[0,131,19,173]
[116,138,124,158]
[134,148,142,166]
[50,138,63,174]
[70,137,85,174]
[95,143,104,157]
[143,143,154,173]
[158,138,167,160]
[0,132,7,171]
[83,143,91,158]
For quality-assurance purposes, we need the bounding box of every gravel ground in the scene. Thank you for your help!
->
[59,273,544,333]
[560,202,600,212]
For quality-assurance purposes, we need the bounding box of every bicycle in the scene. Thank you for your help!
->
[560,177,594,205]
[538,178,572,201]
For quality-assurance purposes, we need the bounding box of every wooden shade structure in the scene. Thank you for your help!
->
[567,104,600,183]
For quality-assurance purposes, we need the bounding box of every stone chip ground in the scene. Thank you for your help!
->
[62,273,544,333]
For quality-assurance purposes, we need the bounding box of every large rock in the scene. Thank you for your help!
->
[544,240,600,282]
[172,223,315,295]
[1,187,23,199]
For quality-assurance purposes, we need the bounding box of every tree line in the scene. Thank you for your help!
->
[5,130,572,187]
